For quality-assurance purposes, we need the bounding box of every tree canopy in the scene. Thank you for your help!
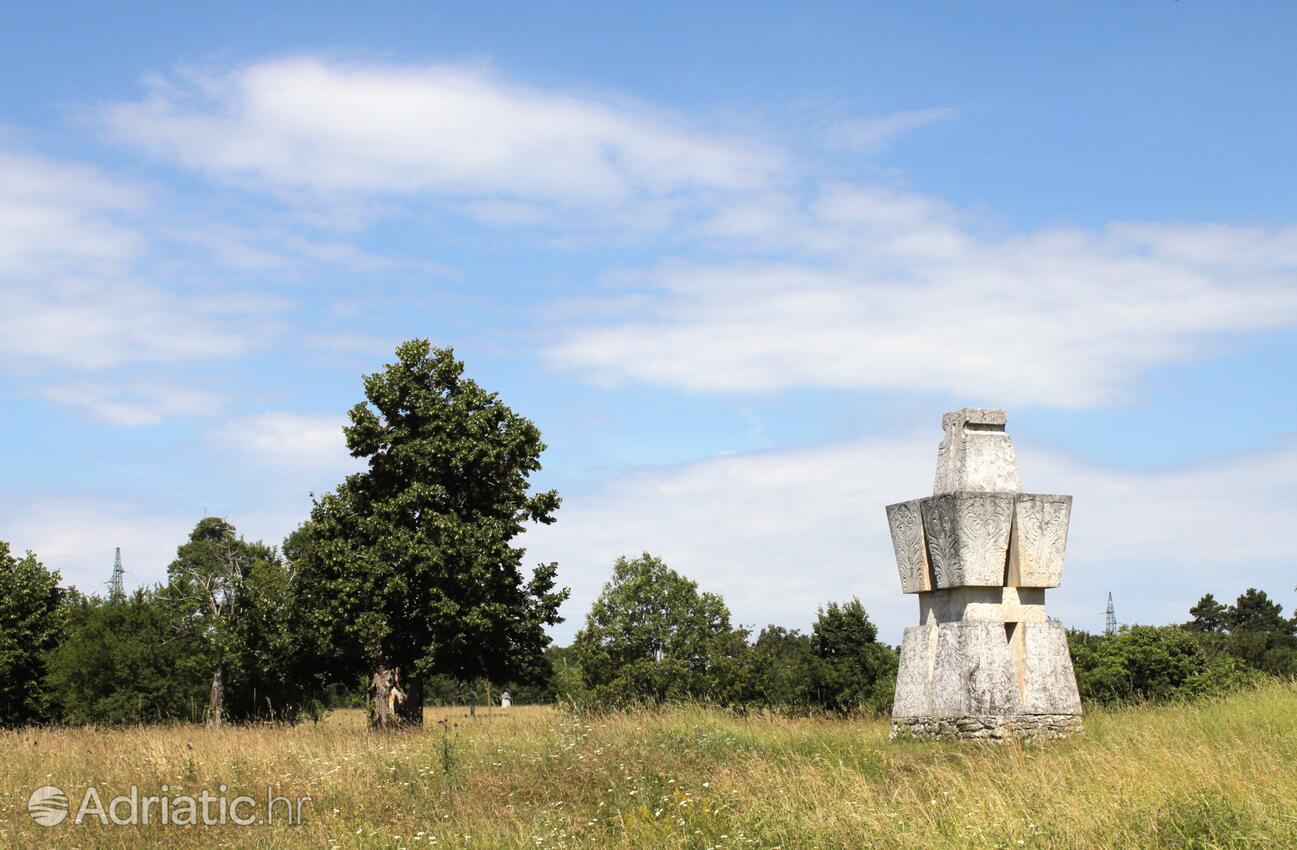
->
[291,340,568,724]
[0,544,64,726]
[572,552,748,705]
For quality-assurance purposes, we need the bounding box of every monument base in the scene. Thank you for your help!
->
[891,620,1083,741]
[890,713,1083,741]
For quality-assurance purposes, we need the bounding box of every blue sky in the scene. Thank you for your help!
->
[1,2,1294,643]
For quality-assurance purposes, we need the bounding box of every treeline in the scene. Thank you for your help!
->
[0,542,900,726]
[1,341,1292,727]
[7,519,1292,728]
[1067,588,1297,706]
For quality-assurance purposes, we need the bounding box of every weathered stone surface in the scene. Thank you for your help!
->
[886,499,932,593]
[933,408,1021,496]
[891,624,937,718]
[1008,494,1071,588]
[1021,621,1082,715]
[919,586,1046,624]
[890,713,1083,741]
[893,622,1022,718]
[922,493,1014,588]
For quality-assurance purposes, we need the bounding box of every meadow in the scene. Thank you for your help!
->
[3,682,1296,850]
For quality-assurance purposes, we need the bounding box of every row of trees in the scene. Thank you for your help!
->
[0,541,901,726]
[561,553,898,713]
[1066,587,1297,705]
[1,340,1292,727]
[4,528,1294,725]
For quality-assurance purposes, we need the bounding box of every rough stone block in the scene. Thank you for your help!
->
[1020,621,1082,715]
[933,408,1021,495]
[921,493,1014,588]
[886,499,932,593]
[893,622,1022,719]
[1008,494,1071,588]
[890,713,1083,741]
[918,586,1046,625]
[891,624,937,718]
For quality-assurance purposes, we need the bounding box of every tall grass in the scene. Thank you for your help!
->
[2,681,1295,849]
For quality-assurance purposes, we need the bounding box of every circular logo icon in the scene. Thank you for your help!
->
[27,786,69,827]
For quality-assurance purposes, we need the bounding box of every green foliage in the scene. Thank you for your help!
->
[0,543,64,726]
[545,644,590,706]
[164,517,313,722]
[1186,593,1229,634]
[1224,588,1297,675]
[1184,588,1297,677]
[745,626,816,709]
[291,340,568,718]
[44,589,209,724]
[572,553,748,706]
[809,598,898,714]
[1068,625,1261,705]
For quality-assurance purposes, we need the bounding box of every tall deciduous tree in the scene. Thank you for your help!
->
[0,543,64,726]
[572,552,748,705]
[1225,588,1297,675]
[809,598,898,714]
[293,340,568,726]
[745,625,816,709]
[165,517,285,726]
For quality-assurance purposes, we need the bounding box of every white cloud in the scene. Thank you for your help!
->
[98,58,782,216]
[209,412,358,473]
[36,381,225,426]
[0,277,282,371]
[828,107,957,153]
[0,149,144,277]
[0,147,285,375]
[162,222,403,273]
[549,184,1297,407]
[526,427,1297,644]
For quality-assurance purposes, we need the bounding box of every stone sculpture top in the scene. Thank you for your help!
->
[933,407,1021,495]
[888,407,1069,594]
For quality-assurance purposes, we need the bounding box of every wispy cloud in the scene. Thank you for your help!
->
[97,58,783,224]
[0,147,287,377]
[549,184,1297,407]
[208,412,358,474]
[828,107,957,153]
[36,381,225,426]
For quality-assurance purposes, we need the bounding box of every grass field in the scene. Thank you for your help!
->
[3,682,1296,849]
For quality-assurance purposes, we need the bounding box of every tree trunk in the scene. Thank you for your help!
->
[207,667,225,728]
[371,667,405,729]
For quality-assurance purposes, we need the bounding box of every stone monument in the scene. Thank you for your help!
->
[886,408,1082,740]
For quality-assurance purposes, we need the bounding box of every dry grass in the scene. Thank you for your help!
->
[3,682,1296,849]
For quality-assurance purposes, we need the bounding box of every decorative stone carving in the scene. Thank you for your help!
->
[885,499,931,593]
[921,493,1013,588]
[1008,494,1071,588]
[885,409,1081,741]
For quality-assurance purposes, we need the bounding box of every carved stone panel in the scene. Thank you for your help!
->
[1008,494,1071,588]
[921,493,1014,588]
[886,499,932,594]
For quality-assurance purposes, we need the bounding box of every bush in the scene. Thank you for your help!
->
[1068,625,1262,705]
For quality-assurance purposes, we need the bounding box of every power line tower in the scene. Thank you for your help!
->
[1104,592,1117,635]
[108,547,125,602]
